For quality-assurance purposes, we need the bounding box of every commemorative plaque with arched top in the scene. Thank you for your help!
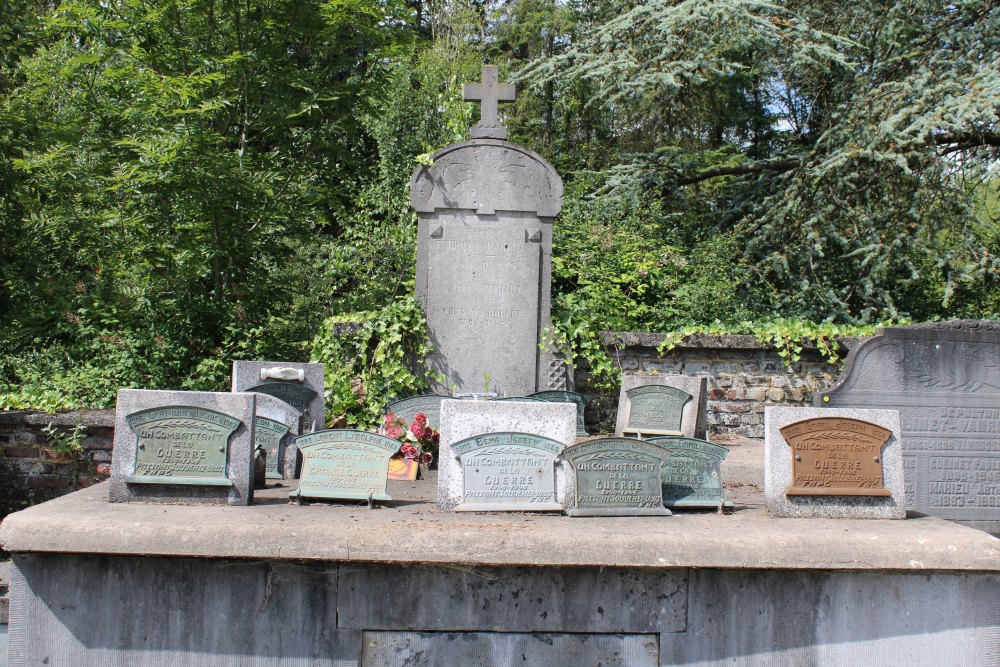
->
[453,432,563,512]
[780,417,892,496]
[290,430,398,503]
[562,438,670,517]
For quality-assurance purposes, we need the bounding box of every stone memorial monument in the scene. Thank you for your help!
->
[453,432,563,511]
[386,394,449,428]
[615,374,707,439]
[562,437,671,517]
[647,436,733,511]
[289,429,398,504]
[232,360,325,432]
[410,65,571,396]
[108,389,257,505]
[765,407,906,519]
[817,321,1000,534]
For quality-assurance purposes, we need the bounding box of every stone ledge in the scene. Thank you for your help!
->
[1,481,997,573]
[0,410,115,429]
[600,331,863,352]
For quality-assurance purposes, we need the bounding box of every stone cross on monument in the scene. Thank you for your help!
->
[463,64,516,139]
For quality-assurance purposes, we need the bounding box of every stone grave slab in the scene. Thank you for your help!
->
[289,430,398,503]
[615,375,707,439]
[252,393,302,480]
[438,399,576,510]
[765,407,906,519]
[109,389,256,506]
[232,360,325,432]
[453,433,563,511]
[386,394,450,429]
[817,321,1000,534]
[647,437,733,511]
[561,438,671,517]
[529,390,588,436]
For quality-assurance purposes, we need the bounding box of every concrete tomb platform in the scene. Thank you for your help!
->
[2,477,999,666]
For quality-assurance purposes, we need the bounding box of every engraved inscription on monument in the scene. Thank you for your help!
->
[125,406,241,486]
[780,417,892,496]
[624,385,692,436]
[290,430,398,503]
[247,381,317,428]
[386,394,449,428]
[453,432,563,511]
[255,417,290,480]
[647,437,732,511]
[562,438,670,517]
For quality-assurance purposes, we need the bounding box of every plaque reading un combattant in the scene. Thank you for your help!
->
[289,430,399,503]
[647,437,733,511]
[623,385,692,436]
[255,417,290,480]
[125,406,241,486]
[453,433,563,512]
[780,417,893,496]
[562,438,671,517]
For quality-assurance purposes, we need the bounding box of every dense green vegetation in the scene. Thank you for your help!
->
[0,0,997,423]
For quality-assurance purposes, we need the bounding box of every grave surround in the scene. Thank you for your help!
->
[615,374,708,439]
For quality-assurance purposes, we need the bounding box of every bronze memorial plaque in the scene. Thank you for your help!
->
[780,417,893,496]
[624,385,692,436]
[563,437,671,517]
[125,406,241,486]
[647,437,733,511]
[255,417,290,480]
[386,394,449,428]
[290,429,398,503]
[453,432,563,512]
[246,381,318,430]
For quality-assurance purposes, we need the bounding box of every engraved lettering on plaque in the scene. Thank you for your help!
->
[624,385,692,436]
[563,438,670,517]
[453,432,563,511]
[386,394,450,428]
[125,406,241,486]
[255,417,290,480]
[529,390,587,436]
[247,382,318,429]
[647,436,732,511]
[780,417,893,496]
[290,430,398,503]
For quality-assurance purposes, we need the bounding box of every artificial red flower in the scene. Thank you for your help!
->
[385,424,405,440]
[421,451,433,466]
[431,432,440,445]
[420,425,435,441]
[414,413,428,425]
[400,443,419,459]
[384,412,398,427]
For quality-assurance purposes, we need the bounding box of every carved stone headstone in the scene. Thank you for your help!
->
[647,437,732,511]
[386,394,450,429]
[529,390,588,436]
[817,322,1000,533]
[765,407,906,519]
[615,375,707,439]
[411,65,570,396]
[453,432,563,511]
[232,360,325,432]
[289,430,398,504]
[562,438,671,517]
[109,389,256,505]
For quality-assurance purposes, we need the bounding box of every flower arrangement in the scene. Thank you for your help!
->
[382,412,438,467]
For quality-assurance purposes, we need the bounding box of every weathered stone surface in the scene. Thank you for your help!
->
[647,436,732,511]
[231,360,325,432]
[437,399,576,510]
[615,374,707,439]
[290,430,398,503]
[562,437,671,516]
[454,432,563,511]
[251,393,301,480]
[529,390,588,435]
[386,394,449,429]
[108,390,256,506]
[765,407,906,519]
[817,321,1000,533]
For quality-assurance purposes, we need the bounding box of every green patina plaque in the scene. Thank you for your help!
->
[563,438,670,517]
[386,394,449,429]
[647,436,732,511]
[125,406,241,486]
[247,382,317,428]
[289,429,398,503]
[255,417,290,480]
[529,390,588,436]
[624,385,692,436]
[453,432,563,512]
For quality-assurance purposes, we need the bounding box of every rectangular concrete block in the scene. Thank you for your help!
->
[615,374,707,439]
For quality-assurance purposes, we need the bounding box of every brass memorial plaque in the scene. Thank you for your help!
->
[563,438,671,517]
[125,406,241,486]
[290,429,398,503]
[255,417,290,480]
[453,432,563,512]
[780,417,893,496]
[647,437,733,511]
[624,385,692,436]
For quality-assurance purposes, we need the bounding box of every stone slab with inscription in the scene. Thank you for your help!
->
[438,399,576,510]
[817,321,1000,534]
[615,375,707,439]
[289,430,398,503]
[109,389,256,506]
[453,432,563,511]
[386,394,449,429]
[647,437,733,511]
[562,438,671,517]
[411,65,571,396]
[232,360,325,433]
[765,407,906,519]
[529,390,588,436]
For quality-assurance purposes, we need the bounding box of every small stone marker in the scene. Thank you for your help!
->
[109,389,256,505]
[232,360,325,431]
[647,437,732,511]
[289,430,398,503]
[386,394,449,428]
[615,375,708,439]
[562,438,671,517]
[454,432,563,512]
[529,390,588,436]
[765,407,906,519]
